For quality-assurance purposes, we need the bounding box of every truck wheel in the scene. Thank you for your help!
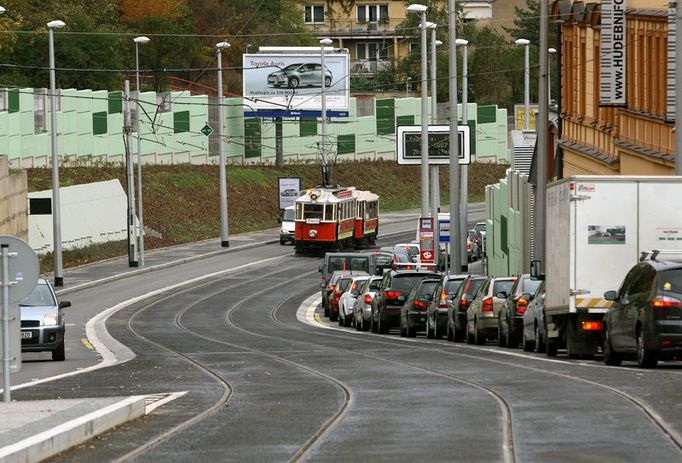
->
[636,328,658,368]
[603,328,622,366]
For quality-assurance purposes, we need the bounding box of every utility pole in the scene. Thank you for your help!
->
[430,24,440,269]
[448,0,462,274]
[320,38,333,186]
[536,0,549,266]
[459,39,469,272]
[676,1,682,174]
[123,80,138,267]
[216,41,230,247]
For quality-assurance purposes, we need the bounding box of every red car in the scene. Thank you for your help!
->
[328,276,355,322]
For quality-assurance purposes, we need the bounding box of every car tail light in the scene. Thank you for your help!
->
[459,297,467,310]
[516,297,528,314]
[662,339,672,347]
[581,321,603,331]
[364,294,373,304]
[386,290,402,300]
[328,284,335,291]
[413,300,427,310]
[651,295,682,308]
[482,297,494,312]
[439,291,448,309]
[467,242,471,251]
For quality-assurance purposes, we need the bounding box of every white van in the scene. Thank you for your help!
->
[279,205,296,245]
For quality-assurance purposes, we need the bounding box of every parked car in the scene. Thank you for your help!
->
[319,253,375,315]
[603,259,682,368]
[473,222,486,238]
[279,205,296,245]
[427,274,468,340]
[394,243,420,263]
[391,249,418,270]
[466,276,516,345]
[267,63,332,88]
[498,274,543,348]
[20,278,71,361]
[448,275,487,342]
[329,272,368,322]
[371,269,440,334]
[353,276,383,331]
[467,230,484,261]
[522,281,546,352]
[400,279,440,337]
[339,275,371,327]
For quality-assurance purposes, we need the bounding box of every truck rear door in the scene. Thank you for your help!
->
[638,181,682,254]
[573,180,638,312]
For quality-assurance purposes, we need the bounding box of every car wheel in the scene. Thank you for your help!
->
[288,77,299,88]
[454,319,465,342]
[370,314,378,333]
[400,318,407,337]
[324,303,329,318]
[447,322,454,342]
[378,316,389,335]
[636,328,658,368]
[522,328,533,351]
[466,321,475,344]
[433,320,442,339]
[506,318,517,349]
[330,310,338,322]
[325,76,332,87]
[355,315,362,331]
[534,324,545,353]
[406,322,417,338]
[603,328,622,366]
[497,320,505,347]
[474,319,486,345]
[52,339,65,361]
[426,317,434,339]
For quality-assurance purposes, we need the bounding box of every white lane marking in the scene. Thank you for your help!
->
[295,294,674,372]
[0,396,146,459]
[145,391,188,415]
[3,255,288,394]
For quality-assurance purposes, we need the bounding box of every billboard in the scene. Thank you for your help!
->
[600,0,627,106]
[278,177,301,210]
[243,53,350,114]
[396,125,471,166]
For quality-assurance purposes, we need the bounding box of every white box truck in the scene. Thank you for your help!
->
[543,176,682,357]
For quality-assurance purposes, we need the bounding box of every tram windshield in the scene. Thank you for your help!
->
[304,204,323,220]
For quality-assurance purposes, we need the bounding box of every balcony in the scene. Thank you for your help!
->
[350,59,393,75]
[305,18,407,38]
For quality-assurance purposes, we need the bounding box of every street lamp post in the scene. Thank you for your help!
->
[320,38,333,186]
[456,38,469,270]
[447,0,462,273]
[216,41,230,247]
[548,47,557,105]
[428,23,441,268]
[407,3,429,218]
[47,19,65,286]
[133,36,149,266]
[516,38,531,131]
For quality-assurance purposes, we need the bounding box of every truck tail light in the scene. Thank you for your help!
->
[364,294,373,305]
[581,321,603,331]
[651,296,682,308]
[516,297,528,314]
[413,300,427,310]
[482,297,494,312]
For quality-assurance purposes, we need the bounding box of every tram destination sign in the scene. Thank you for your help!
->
[396,125,471,166]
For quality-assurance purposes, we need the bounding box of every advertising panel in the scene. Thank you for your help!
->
[600,0,627,106]
[243,53,350,114]
[278,177,302,210]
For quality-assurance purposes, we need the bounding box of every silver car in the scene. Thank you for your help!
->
[20,278,70,361]
[338,275,371,327]
[353,276,382,331]
[466,276,515,345]
[267,63,332,89]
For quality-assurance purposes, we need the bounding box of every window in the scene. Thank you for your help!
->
[357,4,389,23]
[305,5,325,23]
[296,203,303,220]
[324,204,335,221]
[660,269,682,294]
[304,203,323,220]
[356,43,388,62]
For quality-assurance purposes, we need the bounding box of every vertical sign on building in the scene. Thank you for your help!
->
[600,0,627,106]
[668,1,677,120]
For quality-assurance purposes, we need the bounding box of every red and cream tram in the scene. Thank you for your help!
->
[294,187,379,253]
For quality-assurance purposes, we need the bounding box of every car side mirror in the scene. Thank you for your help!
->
[496,292,508,299]
[604,290,618,301]
[59,301,71,309]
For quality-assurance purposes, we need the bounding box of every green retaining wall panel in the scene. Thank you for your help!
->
[300,117,317,137]
[7,89,19,113]
[376,99,395,135]
[92,112,108,135]
[244,118,261,158]
[173,111,190,134]
[396,115,414,127]
[337,134,355,155]
[108,91,122,114]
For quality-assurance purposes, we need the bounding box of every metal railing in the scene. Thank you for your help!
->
[305,17,408,36]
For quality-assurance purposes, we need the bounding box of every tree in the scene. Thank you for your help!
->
[468,26,515,109]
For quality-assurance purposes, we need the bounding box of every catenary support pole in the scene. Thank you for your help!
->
[123,80,138,267]
[2,245,9,402]
[459,40,469,271]
[48,21,64,286]
[420,11,430,217]
[217,42,230,247]
[430,24,439,269]
[448,0,462,274]
[537,0,549,265]
[320,38,333,186]
[134,36,149,266]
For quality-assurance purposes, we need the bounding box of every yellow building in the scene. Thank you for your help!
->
[553,0,674,175]
[302,1,412,75]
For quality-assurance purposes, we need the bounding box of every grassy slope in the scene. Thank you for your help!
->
[28,161,508,271]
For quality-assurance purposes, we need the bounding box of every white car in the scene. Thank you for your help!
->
[352,276,383,331]
[338,275,371,327]
[279,205,296,245]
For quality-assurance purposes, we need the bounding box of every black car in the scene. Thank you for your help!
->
[371,269,441,334]
[498,274,542,348]
[427,274,468,340]
[603,259,682,368]
[447,275,487,342]
[400,279,440,337]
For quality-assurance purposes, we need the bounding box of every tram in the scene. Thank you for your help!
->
[294,186,379,253]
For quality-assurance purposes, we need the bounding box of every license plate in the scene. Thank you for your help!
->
[21,331,32,339]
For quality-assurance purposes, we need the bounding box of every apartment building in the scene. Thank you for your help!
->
[554,0,674,175]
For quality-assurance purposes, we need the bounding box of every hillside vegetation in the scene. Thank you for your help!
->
[27,161,508,270]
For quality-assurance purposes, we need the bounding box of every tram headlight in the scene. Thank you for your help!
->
[308,229,318,238]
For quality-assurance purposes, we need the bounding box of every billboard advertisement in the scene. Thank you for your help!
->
[243,53,350,114]
[278,177,302,210]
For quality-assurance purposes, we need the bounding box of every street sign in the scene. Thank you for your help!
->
[397,125,470,166]
[438,220,450,243]
[418,217,435,268]
[0,236,40,303]
[201,123,214,137]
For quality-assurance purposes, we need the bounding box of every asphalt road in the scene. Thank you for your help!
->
[12,210,682,462]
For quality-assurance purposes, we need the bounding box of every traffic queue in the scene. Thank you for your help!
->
[318,243,682,369]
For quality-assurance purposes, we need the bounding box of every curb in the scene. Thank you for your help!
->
[0,396,146,463]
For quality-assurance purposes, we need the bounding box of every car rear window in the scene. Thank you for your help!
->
[445,279,465,294]
[467,279,486,296]
[659,269,682,294]
[518,278,542,296]
[417,281,439,297]
[393,274,439,292]
[19,284,56,306]
[328,256,370,273]
[338,278,353,292]
[493,280,515,296]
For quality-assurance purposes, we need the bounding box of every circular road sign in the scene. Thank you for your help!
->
[0,236,40,303]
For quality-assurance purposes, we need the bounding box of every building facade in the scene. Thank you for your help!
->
[554,0,674,175]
